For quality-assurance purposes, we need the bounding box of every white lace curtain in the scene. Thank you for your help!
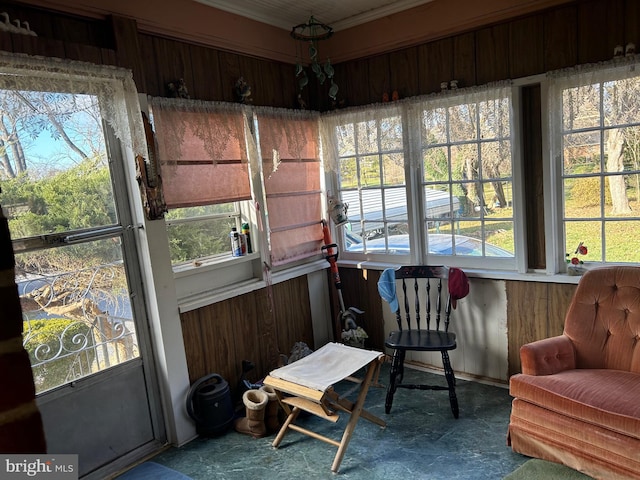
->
[0,51,146,158]
[319,81,513,174]
[547,55,640,143]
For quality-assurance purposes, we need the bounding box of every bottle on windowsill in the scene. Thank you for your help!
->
[230,227,243,257]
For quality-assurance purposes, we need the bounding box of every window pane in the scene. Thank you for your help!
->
[563,132,601,175]
[423,146,449,182]
[337,124,355,156]
[564,176,603,215]
[481,140,512,179]
[424,186,458,222]
[603,77,640,126]
[449,103,477,142]
[17,239,139,394]
[422,107,447,145]
[605,127,639,175]
[356,121,378,154]
[479,97,511,139]
[360,155,381,187]
[605,221,640,262]
[340,157,358,188]
[379,116,403,151]
[563,84,601,130]
[451,144,478,182]
[564,221,601,262]
[484,221,514,256]
[0,91,114,239]
[167,216,236,264]
[382,153,405,185]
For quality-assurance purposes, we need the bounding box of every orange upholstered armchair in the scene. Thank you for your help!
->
[508,266,640,480]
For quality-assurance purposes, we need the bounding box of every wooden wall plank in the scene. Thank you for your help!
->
[272,276,314,358]
[544,5,578,71]
[229,293,263,386]
[338,268,385,351]
[510,14,544,79]
[418,37,453,95]
[342,59,370,107]
[522,85,546,270]
[389,47,419,100]
[110,15,146,93]
[152,36,194,100]
[237,55,262,105]
[7,32,38,56]
[138,34,160,96]
[51,13,103,46]
[200,301,237,386]
[625,0,640,47]
[506,280,548,376]
[180,310,206,383]
[217,51,242,103]
[368,53,390,104]
[188,44,221,101]
[577,0,624,65]
[279,62,299,109]
[475,23,510,85]
[452,32,476,89]
[254,286,280,372]
[64,43,102,63]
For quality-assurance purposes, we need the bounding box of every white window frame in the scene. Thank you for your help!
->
[545,59,640,273]
[326,84,522,272]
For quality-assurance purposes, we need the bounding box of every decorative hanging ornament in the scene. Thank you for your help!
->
[291,16,339,101]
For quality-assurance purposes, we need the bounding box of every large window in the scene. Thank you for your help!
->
[417,87,515,261]
[331,109,408,256]
[550,60,640,267]
[323,85,516,268]
[149,98,254,267]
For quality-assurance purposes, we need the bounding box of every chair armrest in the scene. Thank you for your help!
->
[520,335,576,376]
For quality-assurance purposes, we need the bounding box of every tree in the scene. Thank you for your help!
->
[0,90,100,179]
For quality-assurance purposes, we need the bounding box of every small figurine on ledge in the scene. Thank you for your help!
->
[235,77,252,104]
[167,78,190,99]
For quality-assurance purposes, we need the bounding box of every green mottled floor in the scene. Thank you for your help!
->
[144,365,528,479]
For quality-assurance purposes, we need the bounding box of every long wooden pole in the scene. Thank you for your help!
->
[0,196,46,452]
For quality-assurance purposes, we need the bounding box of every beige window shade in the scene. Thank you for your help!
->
[257,110,323,266]
[149,97,251,208]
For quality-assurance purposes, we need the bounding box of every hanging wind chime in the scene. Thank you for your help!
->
[291,16,338,101]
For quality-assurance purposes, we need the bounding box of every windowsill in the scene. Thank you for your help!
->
[337,259,586,284]
[176,258,330,312]
[173,251,260,279]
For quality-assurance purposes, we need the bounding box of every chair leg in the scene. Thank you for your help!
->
[385,349,405,414]
[441,350,459,419]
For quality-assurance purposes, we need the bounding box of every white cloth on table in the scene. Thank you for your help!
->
[269,342,382,392]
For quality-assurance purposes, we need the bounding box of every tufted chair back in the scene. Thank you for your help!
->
[563,266,640,372]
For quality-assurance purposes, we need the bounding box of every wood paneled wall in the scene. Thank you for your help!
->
[0,0,632,384]
[337,267,579,378]
[180,276,313,389]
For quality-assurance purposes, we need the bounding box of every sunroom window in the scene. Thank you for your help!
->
[549,59,640,267]
[323,84,516,268]
[148,97,253,267]
[416,85,515,262]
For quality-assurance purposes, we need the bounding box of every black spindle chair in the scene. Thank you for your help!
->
[383,265,459,418]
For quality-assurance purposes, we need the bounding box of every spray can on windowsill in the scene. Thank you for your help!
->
[241,223,252,254]
[230,227,244,257]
